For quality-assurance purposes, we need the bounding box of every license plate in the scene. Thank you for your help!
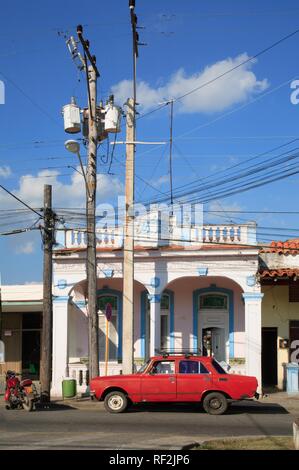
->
[25,386,32,393]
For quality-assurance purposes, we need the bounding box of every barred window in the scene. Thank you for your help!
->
[200,294,228,309]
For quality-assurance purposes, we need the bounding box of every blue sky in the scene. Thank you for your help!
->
[1,0,299,284]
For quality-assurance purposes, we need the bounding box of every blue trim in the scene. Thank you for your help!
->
[53,296,69,303]
[147,294,161,303]
[150,277,160,288]
[242,292,264,301]
[246,276,256,287]
[97,288,123,360]
[193,287,234,358]
[73,300,86,308]
[197,267,208,276]
[57,279,67,290]
[140,291,147,359]
[103,269,114,278]
[164,289,175,352]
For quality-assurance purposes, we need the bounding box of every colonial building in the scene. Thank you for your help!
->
[51,219,262,396]
[1,221,299,397]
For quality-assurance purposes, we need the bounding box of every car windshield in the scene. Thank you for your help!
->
[212,359,227,374]
[136,359,151,374]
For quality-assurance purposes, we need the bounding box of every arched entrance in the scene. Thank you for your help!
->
[194,288,233,363]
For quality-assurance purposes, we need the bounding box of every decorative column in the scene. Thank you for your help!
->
[148,294,161,356]
[51,297,69,397]
[242,292,264,393]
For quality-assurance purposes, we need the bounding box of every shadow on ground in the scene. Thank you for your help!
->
[125,400,289,415]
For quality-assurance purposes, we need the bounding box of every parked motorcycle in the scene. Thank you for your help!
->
[4,370,39,411]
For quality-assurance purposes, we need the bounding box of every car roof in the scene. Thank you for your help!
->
[153,355,212,362]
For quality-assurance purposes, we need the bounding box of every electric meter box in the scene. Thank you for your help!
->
[104,104,121,133]
[63,101,81,134]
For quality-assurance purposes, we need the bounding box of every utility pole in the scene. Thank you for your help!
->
[76,25,100,378]
[122,0,140,374]
[86,62,99,378]
[169,99,174,208]
[122,98,135,374]
[40,184,54,402]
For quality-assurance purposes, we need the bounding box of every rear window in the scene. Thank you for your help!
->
[212,359,227,374]
[179,360,209,374]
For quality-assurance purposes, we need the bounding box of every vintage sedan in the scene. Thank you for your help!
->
[90,353,259,415]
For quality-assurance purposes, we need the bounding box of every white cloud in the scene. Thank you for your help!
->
[152,174,170,188]
[0,166,12,178]
[0,168,124,211]
[15,241,34,254]
[111,53,269,114]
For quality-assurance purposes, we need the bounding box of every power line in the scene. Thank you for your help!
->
[134,28,299,122]
[0,184,43,218]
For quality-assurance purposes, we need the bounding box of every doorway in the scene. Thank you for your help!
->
[21,313,42,379]
[202,327,225,362]
[262,327,277,387]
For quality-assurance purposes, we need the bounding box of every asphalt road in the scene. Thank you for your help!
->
[0,400,296,450]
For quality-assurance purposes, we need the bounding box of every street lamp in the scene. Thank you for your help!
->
[64,140,91,199]
[65,139,80,154]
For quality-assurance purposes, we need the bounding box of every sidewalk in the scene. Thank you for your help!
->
[1,392,299,414]
[41,392,299,414]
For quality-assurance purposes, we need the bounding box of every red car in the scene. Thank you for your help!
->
[90,353,259,415]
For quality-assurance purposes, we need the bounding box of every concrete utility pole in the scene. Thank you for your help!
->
[86,63,99,378]
[122,98,135,374]
[40,185,54,402]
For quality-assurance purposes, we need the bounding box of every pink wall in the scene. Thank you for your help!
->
[166,276,245,358]
[70,275,245,360]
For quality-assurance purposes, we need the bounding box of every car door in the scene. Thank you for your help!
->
[140,360,177,402]
[176,359,212,401]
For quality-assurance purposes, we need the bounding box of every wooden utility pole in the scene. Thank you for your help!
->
[122,98,135,374]
[40,184,54,402]
[86,64,99,378]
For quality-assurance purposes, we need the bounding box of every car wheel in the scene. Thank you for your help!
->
[104,391,128,413]
[202,392,228,415]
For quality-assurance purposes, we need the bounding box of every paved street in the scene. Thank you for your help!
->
[0,398,297,450]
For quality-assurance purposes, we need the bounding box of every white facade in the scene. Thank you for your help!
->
[51,220,263,396]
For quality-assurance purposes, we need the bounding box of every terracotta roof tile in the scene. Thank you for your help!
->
[260,239,299,255]
[259,268,299,279]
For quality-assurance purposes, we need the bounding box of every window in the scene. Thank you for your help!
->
[289,281,299,302]
[161,294,170,310]
[98,295,118,361]
[179,360,209,374]
[98,295,117,311]
[200,294,227,309]
[152,361,175,374]
[212,359,227,374]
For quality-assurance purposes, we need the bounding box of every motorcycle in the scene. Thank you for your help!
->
[4,370,39,411]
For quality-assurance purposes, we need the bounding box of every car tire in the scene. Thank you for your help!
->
[104,391,128,413]
[202,392,228,415]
